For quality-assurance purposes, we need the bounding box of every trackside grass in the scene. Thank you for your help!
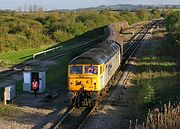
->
[0,48,47,67]
[0,104,21,117]
[129,29,180,122]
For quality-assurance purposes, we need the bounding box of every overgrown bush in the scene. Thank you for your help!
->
[0,10,161,53]
[165,11,180,44]
[130,103,180,129]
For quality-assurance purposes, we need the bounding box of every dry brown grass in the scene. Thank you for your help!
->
[129,103,180,129]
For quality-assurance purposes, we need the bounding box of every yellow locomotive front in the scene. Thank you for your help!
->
[68,64,101,92]
[67,42,120,106]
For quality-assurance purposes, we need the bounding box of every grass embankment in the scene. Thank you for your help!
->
[129,29,180,122]
[0,26,105,68]
[0,47,46,68]
[0,104,21,117]
[0,9,162,67]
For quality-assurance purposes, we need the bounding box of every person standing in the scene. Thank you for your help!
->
[32,79,38,97]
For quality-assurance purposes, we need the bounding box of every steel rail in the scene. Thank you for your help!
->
[52,106,94,129]
[52,106,76,129]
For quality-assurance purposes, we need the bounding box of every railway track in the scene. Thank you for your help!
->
[52,105,94,129]
[0,20,161,129]
[122,20,158,66]
[51,20,161,129]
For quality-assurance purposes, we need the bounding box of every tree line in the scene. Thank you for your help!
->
[0,9,161,52]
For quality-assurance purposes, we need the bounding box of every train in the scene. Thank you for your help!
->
[67,23,126,107]
[67,43,123,106]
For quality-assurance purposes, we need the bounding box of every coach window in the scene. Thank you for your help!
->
[70,66,82,74]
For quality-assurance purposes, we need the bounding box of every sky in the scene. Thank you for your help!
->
[0,0,180,10]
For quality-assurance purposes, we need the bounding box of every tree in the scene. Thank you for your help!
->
[136,9,149,21]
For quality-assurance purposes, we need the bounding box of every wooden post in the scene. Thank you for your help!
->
[4,88,6,105]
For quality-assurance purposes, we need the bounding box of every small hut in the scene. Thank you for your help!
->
[23,67,47,93]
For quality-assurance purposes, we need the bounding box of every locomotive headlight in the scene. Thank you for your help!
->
[86,80,89,83]
[94,80,96,85]
[70,81,73,85]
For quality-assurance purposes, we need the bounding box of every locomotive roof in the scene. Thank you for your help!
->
[69,41,120,65]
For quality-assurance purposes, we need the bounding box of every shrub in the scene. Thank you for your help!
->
[130,103,180,129]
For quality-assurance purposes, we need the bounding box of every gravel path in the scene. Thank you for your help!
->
[0,92,69,129]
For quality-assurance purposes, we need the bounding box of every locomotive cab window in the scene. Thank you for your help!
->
[85,66,98,74]
[70,66,82,74]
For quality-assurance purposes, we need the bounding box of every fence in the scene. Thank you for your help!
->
[33,46,63,59]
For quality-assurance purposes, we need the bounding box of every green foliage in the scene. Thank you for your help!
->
[0,10,160,53]
[165,11,180,55]
[142,80,155,104]
[151,9,161,18]
[0,14,54,52]
[119,11,140,24]
[131,36,180,115]
[166,11,180,33]
[0,47,47,65]
[161,9,173,18]
[136,9,150,21]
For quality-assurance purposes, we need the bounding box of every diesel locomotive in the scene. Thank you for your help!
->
[67,40,122,106]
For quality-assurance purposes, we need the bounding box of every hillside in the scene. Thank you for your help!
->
[0,10,161,67]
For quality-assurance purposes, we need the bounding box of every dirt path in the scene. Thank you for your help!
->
[0,92,69,129]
